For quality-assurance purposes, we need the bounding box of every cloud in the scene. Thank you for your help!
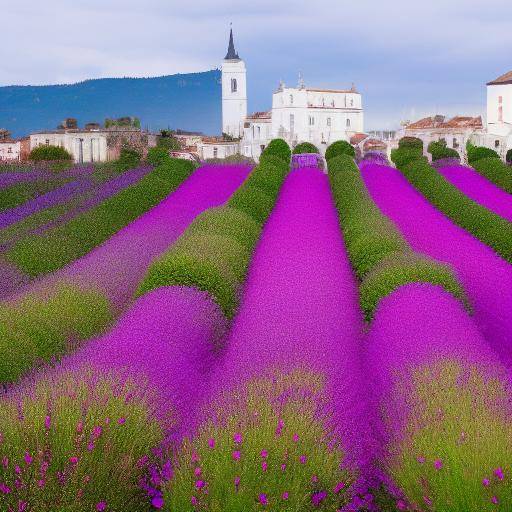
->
[1,0,511,129]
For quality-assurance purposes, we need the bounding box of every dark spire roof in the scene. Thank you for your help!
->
[225,28,240,60]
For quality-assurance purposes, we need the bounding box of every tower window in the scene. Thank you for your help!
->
[309,116,315,126]
[231,78,237,93]
[290,94,294,105]
[346,118,351,128]
[327,117,332,127]
[213,147,218,158]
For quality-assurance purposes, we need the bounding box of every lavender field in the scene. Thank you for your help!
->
[1,141,511,512]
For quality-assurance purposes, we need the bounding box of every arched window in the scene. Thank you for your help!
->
[213,147,218,158]
[257,126,261,138]
[495,140,500,148]
[231,78,237,93]
[346,118,351,128]
[350,99,354,107]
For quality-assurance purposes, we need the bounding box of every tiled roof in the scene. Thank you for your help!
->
[406,115,482,130]
[246,111,271,120]
[487,71,512,86]
[306,88,359,94]
[363,138,387,151]
[350,133,368,145]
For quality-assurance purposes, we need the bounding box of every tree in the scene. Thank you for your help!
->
[29,145,73,162]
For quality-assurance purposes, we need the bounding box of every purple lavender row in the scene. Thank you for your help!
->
[17,164,251,311]
[0,165,94,190]
[31,166,153,236]
[0,177,95,229]
[436,164,512,222]
[361,162,512,368]
[200,168,375,506]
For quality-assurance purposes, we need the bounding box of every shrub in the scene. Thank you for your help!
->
[390,147,425,169]
[0,368,163,511]
[398,136,423,152]
[163,369,353,511]
[399,158,512,263]
[29,145,73,162]
[325,140,356,161]
[0,284,112,383]
[137,154,289,318]
[137,233,249,319]
[466,141,500,164]
[507,148,512,164]
[427,140,460,162]
[327,155,468,320]
[228,184,275,225]
[359,252,469,321]
[6,159,196,276]
[146,146,170,167]
[115,146,142,172]
[293,142,320,155]
[258,153,289,175]
[387,360,512,511]
[261,138,291,165]
[472,157,512,194]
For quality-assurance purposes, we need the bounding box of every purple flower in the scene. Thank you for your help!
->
[208,438,215,449]
[96,502,107,511]
[417,456,426,464]
[69,456,78,465]
[194,467,202,476]
[491,496,499,505]
[152,496,164,509]
[0,482,11,494]
[292,433,299,443]
[299,455,307,464]
[260,449,268,459]
[483,478,490,487]
[261,461,268,472]
[191,496,198,506]
[195,480,205,489]
[494,467,504,480]
[311,491,328,507]
[24,452,33,465]
[259,493,268,506]
[333,481,345,493]
[44,416,51,429]
[282,492,289,500]
[232,450,241,461]
[118,417,126,425]
[311,474,318,483]
[281,463,286,471]
[434,459,443,470]
[234,476,240,489]
[233,432,243,444]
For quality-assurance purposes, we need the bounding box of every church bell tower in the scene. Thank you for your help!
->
[221,28,247,139]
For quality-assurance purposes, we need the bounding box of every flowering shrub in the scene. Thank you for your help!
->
[164,370,353,511]
[325,140,356,161]
[471,157,512,194]
[0,368,163,511]
[6,158,197,276]
[327,156,465,320]
[138,155,288,318]
[0,283,112,383]
[399,158,512,263]
[436,165,512,222]
[359,151,389,166]
[360,163,512,368]
[260,138,291,165]
[366,283,512,511]
[292,142,319,155]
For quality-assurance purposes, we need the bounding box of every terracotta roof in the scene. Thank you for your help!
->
[363,138,387,151]
[306,88,359,94]
[200,136,238,145]
[350,133,368,145]
[246,111,271,120]
[487,71,512,86]
[406,115,482,130]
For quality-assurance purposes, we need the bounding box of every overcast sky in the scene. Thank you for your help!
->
[2,0,511,129]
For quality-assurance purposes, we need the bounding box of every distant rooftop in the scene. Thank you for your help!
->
[406,115,483,130]
[487,71,512,86]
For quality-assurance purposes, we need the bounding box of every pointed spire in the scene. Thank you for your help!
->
[225,26,240,60]
[298,71,305,89]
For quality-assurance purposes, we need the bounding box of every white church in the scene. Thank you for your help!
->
[197,30,364,161]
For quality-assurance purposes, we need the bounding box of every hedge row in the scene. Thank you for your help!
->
[292,142,319,155]
[0,178,71,212]
[393,150,512,263]
[390,147,426,169]
[0,283,113,383]
[325,140,355,161]
[466,142,500,165]
[326,152,468,321]
[471,157,512,194]
[6,157,197,276]
[137,141,291,318]
[427,140,460,162]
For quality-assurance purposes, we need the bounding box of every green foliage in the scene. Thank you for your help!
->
[228,184,275,225]
[327,155,468,321]
[261,138,291,165]
[164,369,354,511]
[0,179,70,212]
[137,153,289,318]
[387,360,512,511]
[115,146,141,172]
[157,134,181,152]
[466,141,500,164]
[293,142,320,155]
[400,158,512,263]
[427,140,460,162]
[325,140,356,161]
[359,253,469,321]
[137,233,249,319]
[205,153,256,165]
[398,136,423,152]
[0,284,112,383]
[29,145,73,162]
[0,369,163,511]
[147,146,170,167]
[472,157,512,194]
[507,148,512,164]
[6,159,196,276]
[391,147,425,169]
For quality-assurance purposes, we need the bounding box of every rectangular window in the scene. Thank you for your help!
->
[453,138,459,149]
[45,139,50,145]
[309,116,315,126]
[213,147,218,158]
[327,117,332,127]
[7,147,12,153]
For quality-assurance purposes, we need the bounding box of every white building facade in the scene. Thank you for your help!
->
[30,131,108,163]
[485,71,512,158]
[0,140,21,161]
[198,30,364,161]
